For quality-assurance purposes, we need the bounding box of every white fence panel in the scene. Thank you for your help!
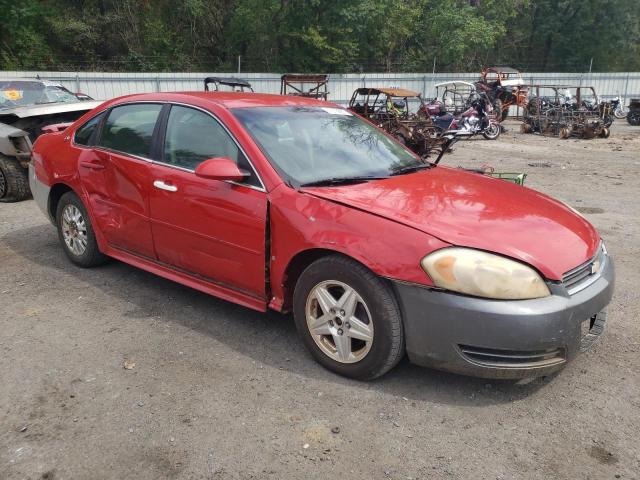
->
[2,70,639,104]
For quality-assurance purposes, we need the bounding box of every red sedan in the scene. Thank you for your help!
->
[30,92,614,380]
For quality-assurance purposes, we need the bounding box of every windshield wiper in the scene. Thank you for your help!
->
[390,163,434,176]
[300,175,388,187]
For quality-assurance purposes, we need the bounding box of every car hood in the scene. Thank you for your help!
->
[302,167,600,280]
[0,100,102,119]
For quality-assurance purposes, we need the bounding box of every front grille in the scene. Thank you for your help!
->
[562,244,606,294]
[458,345,565,369]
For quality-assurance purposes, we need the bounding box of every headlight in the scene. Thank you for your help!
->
[421,248,550,300]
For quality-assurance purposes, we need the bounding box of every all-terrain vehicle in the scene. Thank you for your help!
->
[521,85,610,139]
[204,77,254,92]
[348,87,442,157]
[280,74,329,100]
[1,78,102,202]
[475,66,528,121]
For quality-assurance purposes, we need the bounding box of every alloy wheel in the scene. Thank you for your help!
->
[305,280,374,364]
[61,204,88,256]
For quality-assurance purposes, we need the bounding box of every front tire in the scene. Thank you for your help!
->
[56,191,108,267]
[293,255,404,380]
[0,154,31,203]
[482,121,501,140]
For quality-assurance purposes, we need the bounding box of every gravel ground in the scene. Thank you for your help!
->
[1,122,639,480]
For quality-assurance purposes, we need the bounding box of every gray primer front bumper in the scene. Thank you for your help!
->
[28,163,52,221]
[393,255,615,379]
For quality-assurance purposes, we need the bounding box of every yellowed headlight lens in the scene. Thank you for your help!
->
[421,248,550,300]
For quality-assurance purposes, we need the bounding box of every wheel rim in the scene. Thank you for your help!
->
[485,123,500,138]
[305,280,374,364]
[61,204,88,256]
[0,167,6,198]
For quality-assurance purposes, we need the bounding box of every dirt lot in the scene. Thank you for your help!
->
[1,122,639,480]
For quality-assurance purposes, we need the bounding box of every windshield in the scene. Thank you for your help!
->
[232,106,422,186]
[0,81,79,109]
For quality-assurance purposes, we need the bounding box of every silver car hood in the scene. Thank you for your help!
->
[0,100,103,119]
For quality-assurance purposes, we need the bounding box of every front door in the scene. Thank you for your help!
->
[79,103,163,259]
[148,104,267,298]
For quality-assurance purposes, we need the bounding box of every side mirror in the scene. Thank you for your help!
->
[194,157,248,182]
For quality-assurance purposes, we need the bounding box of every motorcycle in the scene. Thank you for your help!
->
[428,95,501,140]
[611,94,628,119]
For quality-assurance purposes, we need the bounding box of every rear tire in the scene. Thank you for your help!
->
[492,98,503,119]
[0,154,31,203]
[56,191,108,267]
[627,111,640,126]
[614,106,627,119]
[293,255,404,380]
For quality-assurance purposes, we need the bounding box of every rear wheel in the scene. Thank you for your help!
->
[0,155,31,203]
[293,255,404,380]
[614,106,628,119]
[56,191,108,267]
[627,111,640,126]
[492,99,504,120]
[600,127,610,138]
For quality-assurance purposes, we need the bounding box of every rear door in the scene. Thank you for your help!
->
[79,103,162,258]
[148,104,267,298]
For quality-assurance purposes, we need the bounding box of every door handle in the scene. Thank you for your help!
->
[79,160,105,170]
[153,180,178,192]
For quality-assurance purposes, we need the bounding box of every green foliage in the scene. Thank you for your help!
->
[0,0,638,72]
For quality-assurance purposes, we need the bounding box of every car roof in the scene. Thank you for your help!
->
[0,78,64,87]
[107,91,337,110]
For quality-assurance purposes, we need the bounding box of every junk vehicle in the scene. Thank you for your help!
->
[475,66,528,121]
[348,87,443,157]
[425,81,478,115]
[280,74,329,100]
[204,77,254,92]
[521,85,610,139]
[421,82,501,140]
[609,94,628,119]
[0,78,102,202]
[31,91,613,380]
[627,99,640,125]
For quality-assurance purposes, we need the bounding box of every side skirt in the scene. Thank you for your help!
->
[104,245,268,313]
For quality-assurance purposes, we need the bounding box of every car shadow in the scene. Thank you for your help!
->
[2,223,557,406]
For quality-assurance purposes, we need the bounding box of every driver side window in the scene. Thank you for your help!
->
[162,105,260,187]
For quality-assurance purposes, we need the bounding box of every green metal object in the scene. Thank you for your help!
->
[486,172,527,185]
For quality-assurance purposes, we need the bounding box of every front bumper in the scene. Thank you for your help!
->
[393,255,615,379]
[28,163,52,221]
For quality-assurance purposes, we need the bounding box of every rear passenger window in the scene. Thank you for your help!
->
[99,104,162,157]
[74,112,104,146]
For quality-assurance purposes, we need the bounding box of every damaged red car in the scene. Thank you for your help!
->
[30,92,614,380]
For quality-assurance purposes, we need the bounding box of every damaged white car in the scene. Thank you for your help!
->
[0,78,101,202]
